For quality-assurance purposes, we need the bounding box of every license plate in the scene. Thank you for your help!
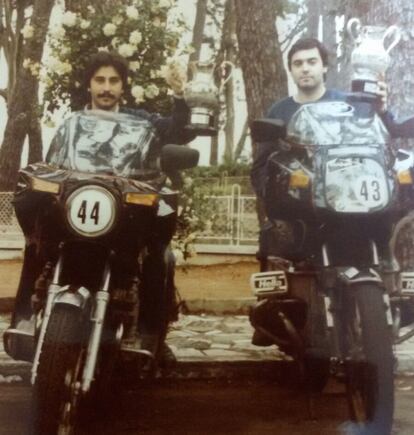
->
[250,271,288,296]
[400,272,414,296]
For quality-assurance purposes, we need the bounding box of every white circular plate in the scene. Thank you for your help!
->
[66,186,117,237]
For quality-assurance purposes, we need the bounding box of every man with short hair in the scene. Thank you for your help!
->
[251,37,390,198]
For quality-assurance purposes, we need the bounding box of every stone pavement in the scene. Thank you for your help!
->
[1,312,414,384]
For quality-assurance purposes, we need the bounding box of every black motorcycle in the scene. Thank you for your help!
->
[249,95,414,434]
[3,110,199,434]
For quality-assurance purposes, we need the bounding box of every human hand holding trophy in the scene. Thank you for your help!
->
[347,18,401,97]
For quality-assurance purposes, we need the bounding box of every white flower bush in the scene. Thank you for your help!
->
[118,43,135,58]
[126,6,139,19]
[42,0,189,115]
[131,85,145,103]
[129,31,142,45]
[144,84,160,99]
[103,23,117,36]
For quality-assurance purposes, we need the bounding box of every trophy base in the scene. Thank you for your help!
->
[351,79,380,95]
[186,110,217,136]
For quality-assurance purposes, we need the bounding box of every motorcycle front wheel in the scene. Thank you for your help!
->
[343,283,394,435]
[33,304,86,435]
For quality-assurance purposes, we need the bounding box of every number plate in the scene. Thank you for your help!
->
[401,272,414,296]
[66,186,117,237]
[325,157,389,212]
[250,271,288,296]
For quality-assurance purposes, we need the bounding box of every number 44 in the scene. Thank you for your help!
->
[77,200,100,225]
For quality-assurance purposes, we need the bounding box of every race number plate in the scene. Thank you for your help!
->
[66,186,117,237]
[325,157,389,212]
[400,272,414,296]
[250,271,288,296]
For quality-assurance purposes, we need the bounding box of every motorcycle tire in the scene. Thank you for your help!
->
[344,283,394,435]
[33,304,86,435]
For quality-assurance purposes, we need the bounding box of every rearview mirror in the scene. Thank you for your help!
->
[250,118,286,142]
[160,145,199,172]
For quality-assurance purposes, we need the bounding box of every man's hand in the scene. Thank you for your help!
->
[164,59,187,96]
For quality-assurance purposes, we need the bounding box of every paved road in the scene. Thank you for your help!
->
[2,312,414,434]
[0,376,414,435]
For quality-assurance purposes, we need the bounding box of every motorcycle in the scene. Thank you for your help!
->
[2,110,199,434]
[249,94,414,434]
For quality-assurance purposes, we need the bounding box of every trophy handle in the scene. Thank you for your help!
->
[383,25,401,53]
[217,61,235,92]
[347,18,361,42]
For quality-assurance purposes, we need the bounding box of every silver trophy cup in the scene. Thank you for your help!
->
[183,60,233,136]
[347,18,401,94]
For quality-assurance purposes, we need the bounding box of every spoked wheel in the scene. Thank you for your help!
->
[33,305,87,435]
[342,284,394,435]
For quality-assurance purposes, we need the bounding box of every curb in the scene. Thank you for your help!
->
[0,297,255,315]
[181,298,255,315]
[1,357,413,383]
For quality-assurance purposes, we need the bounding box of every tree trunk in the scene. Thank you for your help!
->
[234,118,249,161]
[188,0,208,79]
[234,0,287,159]
[234,0,287,226]
[0,0,54,191]
[222,0,237,164]
[306,0,320,38]
[322,1,340,88]
[337,0,369,89]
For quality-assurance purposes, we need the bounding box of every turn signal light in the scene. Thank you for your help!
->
[397,170,413,185]
[125,193,158,206]
[31,178,60,194]
[289,170,310,188]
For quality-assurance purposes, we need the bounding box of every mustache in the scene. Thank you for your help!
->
[97,91,115,98]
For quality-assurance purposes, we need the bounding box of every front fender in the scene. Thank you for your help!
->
[337,267,382,287]
[54,285,91,309]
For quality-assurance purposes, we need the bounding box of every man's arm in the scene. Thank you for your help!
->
[151,97,196,145]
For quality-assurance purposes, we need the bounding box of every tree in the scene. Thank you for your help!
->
[219,0,237,165]
[234,0,288,157]
[0,0,55,191]
[188,0,208,79]
[234,0,287,226]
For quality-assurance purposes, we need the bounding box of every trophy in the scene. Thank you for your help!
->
[183,60,233,136]
[347,18,401,94]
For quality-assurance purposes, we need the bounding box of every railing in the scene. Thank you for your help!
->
[0,192,24,249]
[0,188,259,254]
[195,185,259,254]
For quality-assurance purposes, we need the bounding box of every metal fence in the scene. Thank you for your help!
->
[0,192,24,249]
[0,187,259,253]
[195,185,259,254]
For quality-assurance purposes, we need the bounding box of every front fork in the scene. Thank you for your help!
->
[31,251,112,394]
[320,241,394,358]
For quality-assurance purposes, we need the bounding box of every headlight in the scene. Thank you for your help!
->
[66,186,117,237]
[289,169,310,188]
[124,192,158,206]
[397,169,413,185]
[31,178,60,194]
